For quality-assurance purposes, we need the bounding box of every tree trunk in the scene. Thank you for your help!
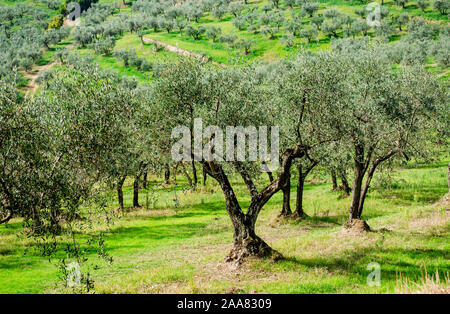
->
[164,166,170,185]
[117,176,126,210]
[204,162,283,263]
[225,214,281,264]
[280,173,292,217]
[347,145,371,232]
[221,181,282,263]
[331,170,338,190]
[339,170,351,196]
[142,171,147,189]
[181,162,193,188]
[203,144,305,263]
[173,164,177,186]
[267,172,274,182]
[349,162,364,220]
[133,176,141,208]
[295,164,306,218]
[202,165,207,186]
[191,160,198,187]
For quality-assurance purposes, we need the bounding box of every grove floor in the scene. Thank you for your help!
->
[0,159,449,293]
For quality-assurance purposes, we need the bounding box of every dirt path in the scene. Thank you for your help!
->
[23,60,57,98]
[142,36,227,68]
[23,34,74,98]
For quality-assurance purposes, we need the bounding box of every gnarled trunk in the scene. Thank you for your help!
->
[347,145,372,231]
[225,202,282,263]
[203,144,305,263]
[226,219,281,263]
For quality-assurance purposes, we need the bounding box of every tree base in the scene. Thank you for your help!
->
[225,236,283,265]
[276,212,292,220]
[292,211,308,220]
[342,219,371,235]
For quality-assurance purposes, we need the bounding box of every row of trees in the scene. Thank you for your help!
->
[72,0,449,64]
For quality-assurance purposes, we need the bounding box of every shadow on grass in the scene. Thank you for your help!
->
[125,200,227,221]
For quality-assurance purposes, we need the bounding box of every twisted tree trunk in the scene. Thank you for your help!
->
[203,144,304,263]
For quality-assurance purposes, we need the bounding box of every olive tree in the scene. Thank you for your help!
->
[40,59,148,211]
[325,48,448,231]
[0,81,59,227]
[433,0,449,14]
[152,58,307,262]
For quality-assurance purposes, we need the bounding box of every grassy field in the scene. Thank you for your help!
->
[1,157,448,294]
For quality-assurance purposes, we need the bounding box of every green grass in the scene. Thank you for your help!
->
[1,157,449,293]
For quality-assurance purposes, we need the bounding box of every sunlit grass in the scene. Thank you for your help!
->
[1,155,448,293]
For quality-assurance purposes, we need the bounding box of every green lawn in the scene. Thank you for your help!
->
[1,157,448,293]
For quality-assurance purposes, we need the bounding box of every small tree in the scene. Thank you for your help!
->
[393,12,409,31]
[322,18,344,38]
[92,37,115,56]
[228,2,244,17]
[299,25,319,43]
[232,15,247,30]
[186,25,206,40]
[206,26,222,42]
[394,0,408,8]
[417,0,430,11]
[235,38,254,55]
[433,0,449,14]
[302,2,319,17]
